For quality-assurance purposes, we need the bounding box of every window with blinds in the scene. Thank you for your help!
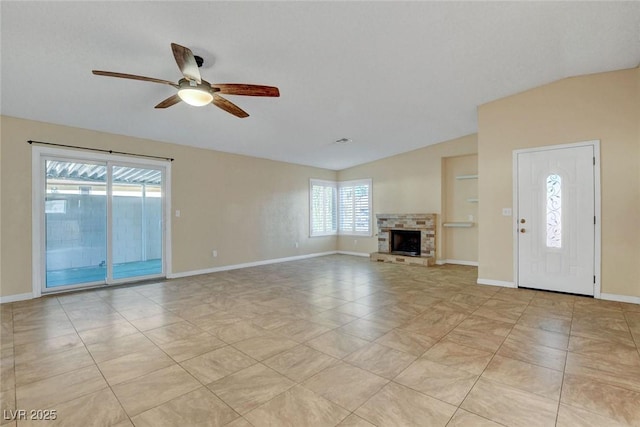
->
[309,178,372,237]
[338,179,372,236]
[310,179,337,236]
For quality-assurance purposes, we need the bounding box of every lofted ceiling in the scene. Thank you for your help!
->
[2,1,639,170]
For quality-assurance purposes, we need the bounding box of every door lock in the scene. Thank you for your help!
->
[520,228,526,233]
[520,218,526,224]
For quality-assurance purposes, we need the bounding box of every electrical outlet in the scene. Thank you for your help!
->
[353,239,358,245]
[175,210,181,217]
[294,242,299,248]
[212,250,218,258]
[502,208,512,216]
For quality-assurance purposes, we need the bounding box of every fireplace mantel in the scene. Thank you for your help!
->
[371,213,437,266]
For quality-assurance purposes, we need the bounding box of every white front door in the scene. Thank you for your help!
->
[515,143,597,296]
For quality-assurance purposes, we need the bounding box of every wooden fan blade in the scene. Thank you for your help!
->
[171,43,201,84]
[212,94,249,118]
[155,94,182,109]
[92,70,178,87]
[212,84,280,97]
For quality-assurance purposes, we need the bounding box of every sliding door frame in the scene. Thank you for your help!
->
[32,145,172,297]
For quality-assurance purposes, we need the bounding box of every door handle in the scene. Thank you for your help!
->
[520,228,526,233]
[520,218,526,224]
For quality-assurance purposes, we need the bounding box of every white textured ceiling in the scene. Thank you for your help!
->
[2,2,639,170]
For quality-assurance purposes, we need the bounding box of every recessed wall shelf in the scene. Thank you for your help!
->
[455,174,478,180]
[443,222,474,228]
[466,198,479,203]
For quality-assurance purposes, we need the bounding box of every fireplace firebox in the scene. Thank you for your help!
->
[390,230,421,257]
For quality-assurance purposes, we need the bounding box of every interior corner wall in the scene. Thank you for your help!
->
[336,134,478,259]
[477,67,640,298]
[0,134,3,296]
[0,116,337,299]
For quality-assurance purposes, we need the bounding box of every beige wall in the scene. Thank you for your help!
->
[3,67,637,300]
[443,154,478,263]
[0,116,337,298]
[478,67,640,297]
[337,134,478,259]
[0,129,2,295]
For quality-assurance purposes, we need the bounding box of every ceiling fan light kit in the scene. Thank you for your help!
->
[92,43,279,117]
[177,80,214,106]
[178,88,213,106]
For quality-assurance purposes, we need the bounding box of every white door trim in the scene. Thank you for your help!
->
[512,140,601,298]
[31,145,172,297]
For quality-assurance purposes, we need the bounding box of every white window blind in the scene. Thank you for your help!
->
[338,179,372,236]
[309,179,337,236]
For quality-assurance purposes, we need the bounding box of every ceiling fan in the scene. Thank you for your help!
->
[92,43,280,118]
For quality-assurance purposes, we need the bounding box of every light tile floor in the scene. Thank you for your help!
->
[1,255,640,426]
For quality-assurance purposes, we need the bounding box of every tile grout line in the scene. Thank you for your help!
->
[558,300,635,424]
[441,290,531,424]
[553,297,575,426]
[58,292,195,421]
[64,295,135,426]
[342,286,494,425]
[113,300,248,422]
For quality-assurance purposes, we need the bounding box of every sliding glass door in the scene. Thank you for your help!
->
[111,166,163,280]
[38,150,168,293]
[45,160,108,288]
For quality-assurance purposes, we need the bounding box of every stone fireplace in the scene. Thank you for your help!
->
[371,213,436,266]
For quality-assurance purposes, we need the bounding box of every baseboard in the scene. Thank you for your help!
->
[0,252,365,302]
[167,251,339,279]
[435,260,447,265]
[441,259,479,266]
[336,251,370,257]
[477,278,516,288]
[0,292,34,304]
[600,293,640,305]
